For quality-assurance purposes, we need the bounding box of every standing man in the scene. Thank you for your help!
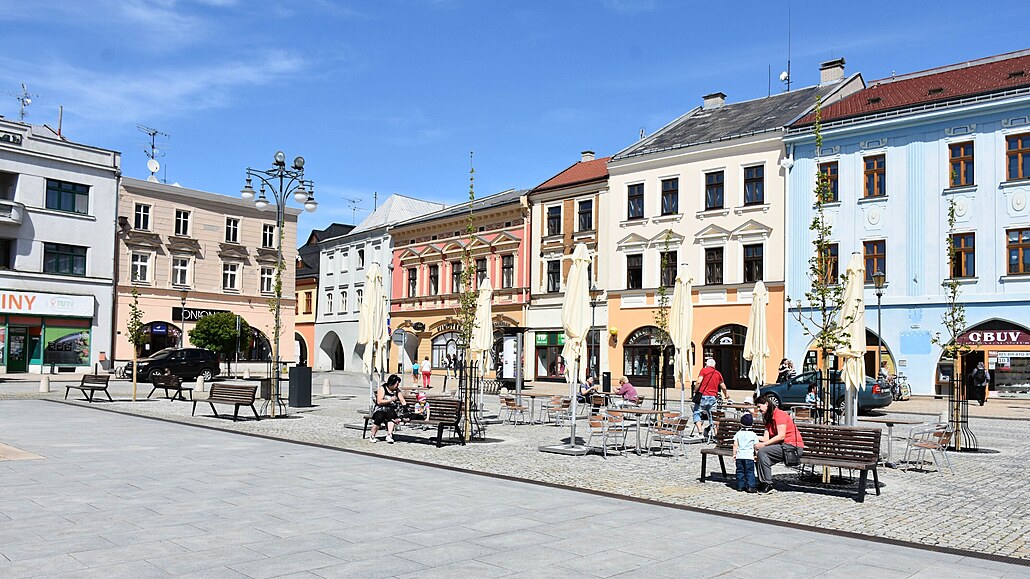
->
[693,358,728,435]
[969,361,990,406]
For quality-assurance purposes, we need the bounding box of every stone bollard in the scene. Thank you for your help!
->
[39,375,51,393]
[243,368,251,379]
[322,378,332,396]
[196,375,206,393]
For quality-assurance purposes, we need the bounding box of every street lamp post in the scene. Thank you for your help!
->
[179,289,189,347]
[589,281,602,385]
[241,151,318,418]
[872,270,886,392]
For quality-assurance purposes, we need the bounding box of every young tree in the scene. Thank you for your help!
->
[455,153,479,441]
[189,312,250,374]
[652,229,674,409]
[125,286,146,401]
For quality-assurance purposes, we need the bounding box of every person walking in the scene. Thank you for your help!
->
[411,359,420,387]
[754,394,805,493]
[421,355,433,388]
[693,358,728,436]
[969,361,990,406]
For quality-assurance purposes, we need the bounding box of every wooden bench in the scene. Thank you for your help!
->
[192,383,259,421]
[699,419,882,502]
[147,374,193,401]
[361,396,465,447]
[65,374,112,402]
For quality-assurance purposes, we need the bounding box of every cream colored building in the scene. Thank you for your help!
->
[113,177,299,369]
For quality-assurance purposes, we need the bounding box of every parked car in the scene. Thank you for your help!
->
[758,370,892,414]
[134,348,220,382]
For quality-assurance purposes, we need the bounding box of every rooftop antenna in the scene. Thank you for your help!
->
[2,83,40,121]
[373,191,378,211]
[136,124,169,182]
[639,127,646,140]
[341,196,366,225]
[780,3,792,92]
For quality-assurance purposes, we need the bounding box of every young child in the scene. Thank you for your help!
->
[411,361,420,386]
[411,392,431,421]
[805,384,818,406]
[733,413,759,493]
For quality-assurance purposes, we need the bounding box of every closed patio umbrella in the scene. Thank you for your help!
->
[743,280,770,398]
[467,277,494,439]
[669,269,693,414]
[560,243,591,449]
[356,262,388,410]
[835,253,867,426]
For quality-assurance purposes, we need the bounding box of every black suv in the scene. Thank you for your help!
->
[135,348,220,382]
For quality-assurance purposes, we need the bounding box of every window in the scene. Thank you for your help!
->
[45,179,89,214]
[451,261,463,292]
[502,255,514,288]
[260,266,274,294]
[222,263,240,290]
[357,248,365,269]
[950,233,975,278]
[340,290,348,312]
[1006,133,1030,181]
[627,183,644,219]
[304,292,313,314]
[0,238,12,269]
[356,289,363,307]
[43,243,86,276]
[864,240,886,283]
[546,205,561,236]
[819,162,839,202]
[225,218,240,243]
[262,224,275,249]
[325,291,334,314]
[547,259,561,293]
[133,204,150,230]
[340,251,348,272]
[578,199,593,231]
[743,244,764,282]
[705,247,724,285]
[1007,228,1030,274]
[705,171,724,210]
[949,142,974,187]
[819,243,840,284]
[626,254,642,289]
[130,252,150,282]
[476,258,487,286]
[174,210,191,236]
[743,166,764,205]
[661,178,679,215]
[429,265,439,295]
[863,154,886,198]
[407,268,417,297]
[172,257,190,286]
[659,251,677,287]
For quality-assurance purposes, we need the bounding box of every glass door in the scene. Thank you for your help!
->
[7,327,28,373]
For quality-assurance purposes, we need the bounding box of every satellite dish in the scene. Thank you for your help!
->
[779,71,789,82]
[146,175,159,183]
[147,159,160,174]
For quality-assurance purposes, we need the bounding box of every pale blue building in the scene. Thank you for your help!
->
[784,50,1030,397]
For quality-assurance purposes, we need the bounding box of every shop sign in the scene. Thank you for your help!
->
[535,332,565,346]
[172,307,229,322]
[0,291,93,317]
[957,330,1030,346]
[412,321,426,331]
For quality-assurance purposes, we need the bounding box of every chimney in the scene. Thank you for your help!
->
[702,92,726,110]
[820,58,846,85]
[581,150,595,163]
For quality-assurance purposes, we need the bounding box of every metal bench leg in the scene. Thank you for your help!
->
[700,454,708,482]
[232,405,240,422]
[192,401,198,416]
[65,387,71,400]
[362,417,370,439]
[437,424,445,447]
[251,405,260,420]
[209,402,220,419]
[85,389,95,402]
[857,470,868,503]
[104,389,112,401]
[718,456,727,477]
[147,387,157,399]
[872,467,881,495]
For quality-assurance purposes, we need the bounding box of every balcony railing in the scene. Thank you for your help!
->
[0,199,24,225]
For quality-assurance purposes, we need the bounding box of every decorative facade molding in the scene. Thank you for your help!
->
[944,123,975,136]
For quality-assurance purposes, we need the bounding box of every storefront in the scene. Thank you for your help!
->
[936,321,1030,396]
[534,330,600,381]
[0,290,96,373]
[623,326,674,389]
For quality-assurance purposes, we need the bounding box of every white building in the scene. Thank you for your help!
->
[0,119,120,374]
[314,194,444,372]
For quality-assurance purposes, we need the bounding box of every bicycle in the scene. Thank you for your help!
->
[115,363,131,379]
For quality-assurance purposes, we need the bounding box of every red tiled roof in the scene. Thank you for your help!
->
[794,50,1030,126]
[532,156,611,192]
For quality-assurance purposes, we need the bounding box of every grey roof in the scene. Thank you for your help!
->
[613,84,838,160]
[346,194,446,235]
[297,223,354,278]
[392,188,526,229]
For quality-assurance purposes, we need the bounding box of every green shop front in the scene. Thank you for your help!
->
[534,330,600,382]
[0,290,95,374]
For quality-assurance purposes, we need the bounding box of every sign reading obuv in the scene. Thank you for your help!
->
[0,290,94,317]
[957,330,1030,346]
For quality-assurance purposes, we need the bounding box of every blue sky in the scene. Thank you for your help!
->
[2,1,1028,241]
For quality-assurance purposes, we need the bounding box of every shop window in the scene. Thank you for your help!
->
[43,327,92,365]
[534,332,567,380]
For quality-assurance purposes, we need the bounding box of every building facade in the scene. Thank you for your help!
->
[314,195,444,372]
[113,177,298,369]
[0,120,120,374]
[295,224,353,367]
[389,189,530,378]
[526,151,610,381]
[604,61,862,390]
[785,50,1030,396]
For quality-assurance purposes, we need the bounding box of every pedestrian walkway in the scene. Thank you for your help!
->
[0,401,1025,578]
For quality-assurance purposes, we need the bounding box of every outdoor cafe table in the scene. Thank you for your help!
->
[858,416,925,468]
[517,393,554,424]
[722,403,755,418]
[610,408,669,454]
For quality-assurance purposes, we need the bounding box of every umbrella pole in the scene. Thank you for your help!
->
[568,358,579,448]
[680,381,685,415]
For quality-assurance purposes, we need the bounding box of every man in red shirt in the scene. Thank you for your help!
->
[693,358,728,435]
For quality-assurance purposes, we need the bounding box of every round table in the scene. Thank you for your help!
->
[609,408,671,454]
[858,416,925,468]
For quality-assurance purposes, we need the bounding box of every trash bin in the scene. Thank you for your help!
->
[602,372,611,393]
[289,366,312,407]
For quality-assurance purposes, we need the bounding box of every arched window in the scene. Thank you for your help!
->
[623,326,674,388]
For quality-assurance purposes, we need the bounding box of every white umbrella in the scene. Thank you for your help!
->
[834,253,866,425]
[743,280,770,399]
[467,277,494,438]
[356,262,388,408]
[669,269,693,414]
[561,243,591,448]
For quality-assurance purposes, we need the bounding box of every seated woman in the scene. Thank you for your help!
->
[754,394,805,493]
[577,376,599,403]
[612,376,639,406]
[369,374,407,444]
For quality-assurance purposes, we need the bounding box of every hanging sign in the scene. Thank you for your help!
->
[957,330,1030,346]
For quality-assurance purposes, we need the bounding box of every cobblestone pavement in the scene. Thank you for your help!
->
[5,373,1030,563]
[2,400,1028,578]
